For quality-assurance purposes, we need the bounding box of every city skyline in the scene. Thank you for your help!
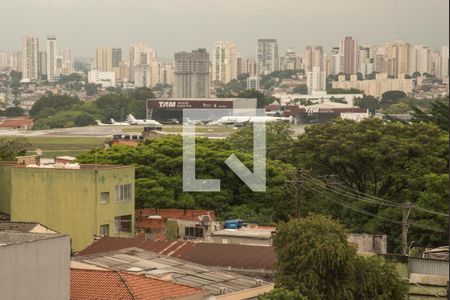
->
[0,0,448,58]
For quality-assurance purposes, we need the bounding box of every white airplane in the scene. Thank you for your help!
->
[216,116,291,125]
[110,118,130,126]
[95,120,108,126]
[127,114,162,126]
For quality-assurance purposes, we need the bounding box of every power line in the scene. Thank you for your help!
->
[303,171,449,217]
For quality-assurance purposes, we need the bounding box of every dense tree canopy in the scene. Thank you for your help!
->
[77,135,295,223]
[274,215,407,300]
[293,118,448,249]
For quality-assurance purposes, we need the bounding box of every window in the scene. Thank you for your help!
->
[100,224,109,236]
[115,215,132,233]
[100,192,110,204]
[115,183,132,202]
[184,227,204,239]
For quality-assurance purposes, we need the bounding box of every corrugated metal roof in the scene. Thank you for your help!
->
[73,247,271,296]
[77,237,275,270]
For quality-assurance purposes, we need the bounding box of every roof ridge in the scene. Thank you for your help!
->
[117,271,138,300]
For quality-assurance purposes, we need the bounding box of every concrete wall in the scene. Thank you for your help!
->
[348,233,387,254]
[0,234,70,300]
[4,166,135,251]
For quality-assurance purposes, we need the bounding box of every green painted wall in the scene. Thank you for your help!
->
[2,165,135,251]
[0,165,12,215]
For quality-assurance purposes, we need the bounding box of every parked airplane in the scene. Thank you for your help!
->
[110,118,130,126]
[95,120,108,126]
[216,115,291,125]
[126,114,162,126]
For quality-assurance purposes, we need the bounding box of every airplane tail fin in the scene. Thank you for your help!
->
[110,119,117,124]
[95,120,104,126]
[127,114,137,121]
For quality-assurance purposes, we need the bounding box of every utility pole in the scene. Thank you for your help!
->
[401,202,414,256]
[294,169,302,218]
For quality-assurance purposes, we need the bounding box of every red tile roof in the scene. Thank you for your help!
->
[0,117,33,128]
[70,268,208,300]
[77,237,275,270]
[136,209,215,222]
[136,218,166,230]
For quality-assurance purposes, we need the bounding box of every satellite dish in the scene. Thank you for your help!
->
[36,149,43,156]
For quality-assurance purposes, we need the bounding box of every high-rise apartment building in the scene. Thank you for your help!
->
[304,46,324,73]
[129,43,156,84]
[212,41,237,84]
[385,40,412,78]
[440,45,449,83]
[0,51,8,69]
[59,48,74,75]
[173,49,210,98]
[46,34,58,82]
[306,66,326,94]
[340,36,358,75]
[38,51,47,77]
[21,35,39,82]
[257,39,279,75]
[9,51,21,71]
[411,45,431,74]
[95,48,114,72]
[111,48,122,68]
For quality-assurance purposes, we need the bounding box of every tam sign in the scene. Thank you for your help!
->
[148,100,233,109]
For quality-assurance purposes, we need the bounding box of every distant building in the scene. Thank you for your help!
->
[247,76,261,90]
[332,72,413,98]
[173,49,210,98]
[440,45,449,84]
[133,64,151,87]
[304,46,324,73]
[411,45,431,75]
[212,41,237,84]
[306,66,326,94]
[95,47,114,72]
[257,39,279,75]
[21,35,39,82]
[129,43,156,84]
[0,231,70,300]
[0,162,135,251]
[385,40,412,78]
[340,36,357,74]
[47,34,58,82]
[88,70,116,87]
[146,98,257,124]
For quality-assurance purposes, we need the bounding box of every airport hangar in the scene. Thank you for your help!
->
[146,98,257,124]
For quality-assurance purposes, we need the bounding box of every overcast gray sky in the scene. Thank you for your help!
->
[1,0,448,58]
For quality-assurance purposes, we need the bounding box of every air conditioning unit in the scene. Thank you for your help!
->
[219,287,228,295]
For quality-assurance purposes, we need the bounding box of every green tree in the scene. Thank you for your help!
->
[274,215,407,300]
[293,84,308,95]
[0,106,25,117]
[353,95,380,114]
[77,136,296,222]
[132,87,155,101]
[236,90,274,108]
[293,119,448,249]
[228,122,294,163]
[259,288,307,300]
[380,91,407,106]
[0,137,31,161]
[411,99,449,131]
[85,83,99,96]
[29,95,80,118]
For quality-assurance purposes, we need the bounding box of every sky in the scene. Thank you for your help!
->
[1,0,448,59]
